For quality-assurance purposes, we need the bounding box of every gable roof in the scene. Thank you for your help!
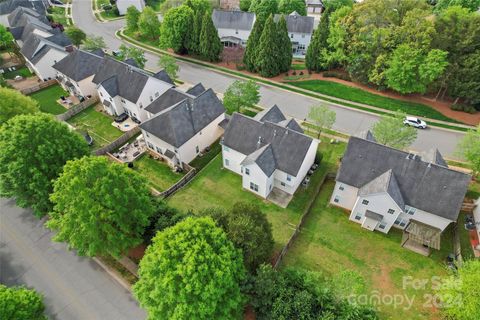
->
[337,136,471,221]
[241,144,277,177]
[45,33,72,47]
[359,169,405,210]
[152,70,174,84]
[274,12,314,34]
[223,111,315,176]
[7,5,46,26]
[186,83,206,96]
[420,149,448,167]
[212,9,255,31]
[254,104,287,123]
[53,49,103,81]
[0,0,46,15]
[144,87,191,114]
[306,0,324,6]
[140,89,225,148]
[283,118,304,133]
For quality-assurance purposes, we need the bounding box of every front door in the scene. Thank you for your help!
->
[362,217,379,231]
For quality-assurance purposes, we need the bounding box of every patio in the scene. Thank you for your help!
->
[111,135,146,163]
[267,187,293,208]
[57,95,80,108]
[112,118,138,132]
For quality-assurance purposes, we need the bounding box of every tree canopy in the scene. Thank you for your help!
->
[371,111,417,149]
[65,26,86,47]
[133,217,246,320]
[158,54,179,81]
[0,87,39,125]
[0,24,14,49]
[138,6,161,40]
[306,9,330,72]
[276,15,292,73]
[250,0,279,17]
[0,114,89,216]
[125,5,141,32]
[199,11,222,61]
[243,14,265,72]
[308,104,336,138]
[46,156,154,257]
[0,285,47,320]
[199,202,274,272]
[278,0,307,15]
[256,14,280,77]
[223,80,260,114]
[116,44,147,68]
[435,0,480,12]
[457,125,480,176]
[159,5,194,53]
[82,35,106,51]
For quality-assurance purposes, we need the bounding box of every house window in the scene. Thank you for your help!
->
[121,98,125,103]
[334,195,340,203]
[145,132,149,137]
[196,146,199,153]
[225,159,229,166]
[362,199,369,205]
[100,92,103,97]
[139,103,143,108]
[245,168,250,175]
[109,97,112,102]
[224,146,229,152]
[147,142,154,149]
[379,223,386,230]
[297,44,306,50]
[394,218,401,225]
[388,209,395,214]
[287,175,292,182]
[405,206,416,215]
[281,182,286,187]
[250,182,259,192]
[150,96,153,102]
[339,185,344,191]
[290,33,294,38]
[156,146,162,153]
[354,213,362,220]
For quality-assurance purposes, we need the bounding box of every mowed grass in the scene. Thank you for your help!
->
[67,105,123,148]
[168,142,345,250]
[28,84,68,115]
[133,154,185,192]
[49,6,67,25]
[282,180,456,320]
[288,80,460,123]
[145,0,163,11]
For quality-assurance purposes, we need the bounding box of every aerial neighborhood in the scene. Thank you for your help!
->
[0,0,479,320]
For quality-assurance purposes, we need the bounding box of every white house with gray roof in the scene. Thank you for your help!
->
[116,0,145,15]
[306,0,324,14]
[222,105,318,199]
[140,86,226,167]
[330,132,471,252]
[92,57,174,122]
[274,12,314,57]
[212,9,255,48]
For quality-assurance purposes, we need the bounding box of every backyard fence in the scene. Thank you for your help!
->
[56,96,99,122]
[273,172,336,269]
[159,167,197,199]
[94,127,141,156]
[20,79,57,95]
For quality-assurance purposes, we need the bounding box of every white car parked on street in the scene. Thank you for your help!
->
[403,116,427,129]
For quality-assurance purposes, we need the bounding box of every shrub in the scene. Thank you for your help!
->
[102,4,112,10]
[323,71,351,81]
[300,71,304,75]
[236,64,246,71]
[292,70,297,75]
[450,104,477,114]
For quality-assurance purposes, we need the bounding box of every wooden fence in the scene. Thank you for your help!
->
[159,167,197,199]
[20,79,57,95]
[273,172,336,269]
[94,127,141,156]
[56,96,99,122]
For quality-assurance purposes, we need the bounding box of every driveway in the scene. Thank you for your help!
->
[0,198,146,320]
[72,0,466,159]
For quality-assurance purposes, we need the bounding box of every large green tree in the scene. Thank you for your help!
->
[125,5,141,32]
[0,87,39,125]
[306,9,330,72]
[436,259,480,320]
[46,156,154,257]
[250,0,279,16]
[159,5,194,53]
[256,14,279,77]
[308,104,336,138]
[0,24,14,49]
[457,125,480,176]
[184,0,211,14]
[0,285,47,320]
[243,14,266,71]
[200,202,274,272]
[158,54,179,81]
[435,0,480,12]
[223,80,260,114]
[323,0,354,11]
[199,12,222,62]
[0,114,89,216]
[138,6,161,40]
[65,26,86,47]
[116,44,147,68]
[82,35,106,51]
[190,10,203,55]
[371,111,417,150]
[240,0,252,11]
[278,0,307,15]
[133,217,246,320]
[276,15,292,73]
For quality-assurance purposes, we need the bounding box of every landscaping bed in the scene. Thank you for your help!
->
[2,66,33,79]
[67,105,123,148]
[282,180,456,320]
[189,140,222,171]
[28,84,68,115]
[133,154,185,192]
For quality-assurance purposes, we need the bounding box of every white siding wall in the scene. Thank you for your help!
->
[329,182,359,210]
[242,163,271,198]
[117,0,145,15]
[217,27,251,46]
[222,146,247,175]
[290,32,312,57]
[135,78,173,121]
[29,49,68,81]
[77,75,98,98]
[393,208,453,232]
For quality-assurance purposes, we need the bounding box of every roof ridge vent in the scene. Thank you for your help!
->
[257,136,262,149]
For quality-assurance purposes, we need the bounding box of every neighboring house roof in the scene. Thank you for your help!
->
[254,104,287,123]
[53,49,104,82]
[152,70,174,84]
[282,118,304,133]
[7,5,46,26]
[90,48,105,57]
[45,33,72,47]
[241,144,277,177]
[337,136,471,221]
[223,107,315,177]
[144,87,191,114]
[359,169,405,210]
[20,33,65,64]
[92,57,153,103]
[123,58,138,67]
[140,89,225,148]
[212,9,255,31]
[274,12,314,34]
[0,0,46,15]
[306,0,324,7]
[186,83,206,96]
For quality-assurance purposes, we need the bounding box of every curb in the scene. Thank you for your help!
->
[116,30,472,134]
[93,257,132,292]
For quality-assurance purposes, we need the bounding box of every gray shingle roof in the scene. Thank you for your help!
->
[241,144,277,177]
[140,88,225,148]
[186,83,206,96]
[101,76,119,97]
[223,112,315,177]
[144,88,191,114]
[7,6,46,26]
[359,169,405,210]
[45,33,72,47]
[278,118,303,133]
[420,149,448,167]
[92,57,151,103]
[337,136,471,221]
[0,0,46,15]
[274,12,314,34]
[53,49,103,81]
[152,70,174,84]
[212,9,255,31]
[255,104,287,123]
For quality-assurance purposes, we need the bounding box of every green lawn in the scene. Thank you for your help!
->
[28,85,68,115]
[290,63,306,70]
[133,154,185,192]
[282,180,457,320]
[49,6,67,25]
[287,80,461,123]
[145,0,163,11]
[2,66,33,79]
[67,105,123,148]
[168,142,345,250]
[189,139,222,171]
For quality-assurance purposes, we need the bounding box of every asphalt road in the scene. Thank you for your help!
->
[72,0,465,159]
[0,198,146,320]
